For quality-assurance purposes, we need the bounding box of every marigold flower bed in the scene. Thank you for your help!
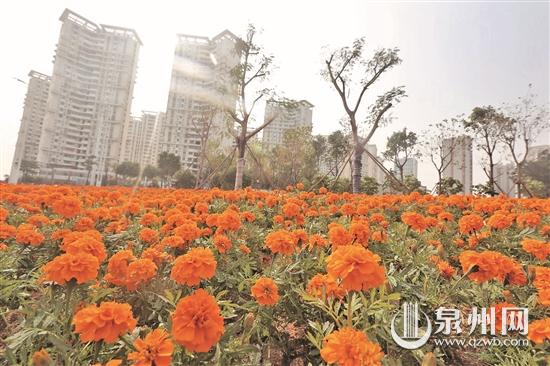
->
[0,184,549,365]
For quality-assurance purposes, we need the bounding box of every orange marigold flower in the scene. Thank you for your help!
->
[308,234,327,249]
[328,224,353,246]
[141,247,169,265]
[74,217,95,231]
[161,235,185,249]
[437,211,454,222]
[349,220,370,246]
[173,221,202,242]
[15,226,45,246]
[217,209,241,232]
[282,202,301,218]
[371,230,388,243]
[212,234,232,253]
[458,214,484,235]
[307,274,345,299]
[430,256,456,279]
[171,289,224,352]
[527,318,550,344]
[265,229,297,255]
[401,212,428,232]
[73,301,137,343]
[194,202,209,215]
[128,328,174,366]
[241,211,256,222]
[139,228,159,244]
[0,207,8,222]
[340,203,356,216]
[0,223,16,239]
[516,212,541,228]
[170,247,216,286]
[490,302,516,333]
[140,213,160,226]
[486,213,513,230]
[320,327,384,366]
[251,277,280,306]
[105,250,136,287]
[538,289,550,307]
[32,349,51,366]
[126,258,157,291]
[521,238,550,261]
[458,250,526,285]
[42,253,99,284]
[239,244,251,254]
[62,236,107,262]
[326,245,386,292]
[52,196,82,218]
[27,214,50,227]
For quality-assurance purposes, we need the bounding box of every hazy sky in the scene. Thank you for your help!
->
[0,0,548,189]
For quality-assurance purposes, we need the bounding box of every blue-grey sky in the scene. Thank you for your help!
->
[0,0,548,189]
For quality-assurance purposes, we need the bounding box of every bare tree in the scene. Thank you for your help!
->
[84,155,96,186]
[382,128,418,182]
[322,38,405,193]
[501,85,548,197]
[224,24,278,190]
[464,106,506,195]
[421,117,464,194]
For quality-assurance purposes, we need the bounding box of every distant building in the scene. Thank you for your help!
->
[262,100,313,147]
[342,144,386,186]
[160,30,242,172]
[121,111,165,168]
[37,9,141,185]
[9,71,51,184]
[494,162,515,196]
[395,157,418,179]
[442,135,473,194]
[526,145,550,161]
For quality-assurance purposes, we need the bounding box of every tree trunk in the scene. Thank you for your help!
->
[352,144,363,194]
[487,153,495,196]
[234,141,246,190]
[516,164,522,198]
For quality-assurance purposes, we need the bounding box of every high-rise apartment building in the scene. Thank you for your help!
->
[495,162,516,196]
[37,9,141,185]
[160,30,242,172]
[395,157,418,179]
[121,111,165,168]
[262,100,314,146]
[442,135,473,194]
[9,71,51,184]
[340,144,386,186]
[526,145,550,161]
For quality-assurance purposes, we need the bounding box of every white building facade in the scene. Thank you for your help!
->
[262,100,313,147]
[160,30,241,172]
[341,144,387,186]
[395,157,418,179]
[442,135,473,194]
[9,71,51,184]
[37,9,141,185]
[121,111,165,168]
